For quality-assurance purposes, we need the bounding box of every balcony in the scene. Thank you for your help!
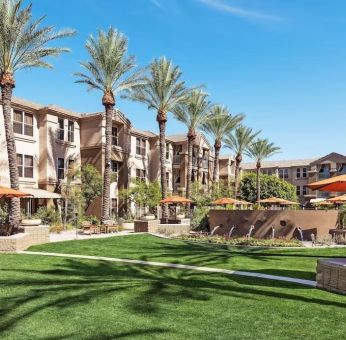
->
[192,157,198,167]
[173,155,181,164]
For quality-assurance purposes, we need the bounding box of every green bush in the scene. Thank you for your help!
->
[240,172,298,203]
[33,207,61,225]
[0,202,9,224]
[191,207,210,232]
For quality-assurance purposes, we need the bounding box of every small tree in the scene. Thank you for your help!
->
[81,164,103,209]
[240,173,297,203]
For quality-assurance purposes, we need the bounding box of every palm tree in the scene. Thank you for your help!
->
[224,125,260,198]
[0,0,75,233]
[75,28,143,223]
[173,89,212,199]
[202,106,244,183]
[245,139,280,202]
[124,57,189,218]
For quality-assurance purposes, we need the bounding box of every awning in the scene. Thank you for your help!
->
[19,187,62,199]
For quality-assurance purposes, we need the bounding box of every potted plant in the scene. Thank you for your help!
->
[20,210,42,226]
[119,212,135,230]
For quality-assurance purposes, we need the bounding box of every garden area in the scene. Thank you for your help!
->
[1,234,346,339]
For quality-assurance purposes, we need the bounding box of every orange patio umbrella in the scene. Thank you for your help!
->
[308,174,346,192]
[236,199,253,206]
[160,196,192,204]
[258,197,299,205]
[327,194,346,204]
[212,197,240,206]
[160,196,193,219]
[0,185,32,199]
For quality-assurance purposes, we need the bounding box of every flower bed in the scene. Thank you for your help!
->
[175,234,303,247]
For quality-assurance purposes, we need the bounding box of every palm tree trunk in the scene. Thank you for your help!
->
[256,165,261,202]
[186,135,194,199]
[213,141,221,183]
[101,103,114,223]
[234,154,242,198]
[1,76,21,234]
[158,111,168,219]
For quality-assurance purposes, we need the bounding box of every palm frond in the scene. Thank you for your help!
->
[244,138,281,163]
[0,0,76,74]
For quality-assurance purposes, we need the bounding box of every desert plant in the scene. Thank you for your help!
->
[245,139,281,201]
[75,28,143,223]
[124,57,189,218]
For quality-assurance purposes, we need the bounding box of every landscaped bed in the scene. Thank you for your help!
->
[174,235,303,247]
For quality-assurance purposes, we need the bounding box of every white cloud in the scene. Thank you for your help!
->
[199,0,281,22]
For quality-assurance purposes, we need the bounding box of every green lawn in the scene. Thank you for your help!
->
[30,234,346,280]
[1,253,346,339]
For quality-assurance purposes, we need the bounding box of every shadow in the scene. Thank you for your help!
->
[1,253,346,338]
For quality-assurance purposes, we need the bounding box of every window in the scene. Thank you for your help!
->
[262,169,274,176]
[166,143,170,160]
[111,161,118,173]
[57,118,64,141]
[302,167,307,178]
[173,145,182,155]
[279,168,289,179]
[57,158,65,179]
[173,169,181,183]
[68,120,74,143]
[296,168,301,178]
[319,165,330,179]
[136,137,146,156]
[166,172,169,188]
[17,154,23,177]
[338,163,346,173]
[202,172,207,185]
[17,154,33,178]
[302,186,307,196]
[296,186,301,196]
[13,110,33,136]
[136,169,146,182]
[112,127,118,146]
[67,159,75,180]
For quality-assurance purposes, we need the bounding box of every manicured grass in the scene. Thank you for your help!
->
[1,253,346,339]
[30,234,346,280]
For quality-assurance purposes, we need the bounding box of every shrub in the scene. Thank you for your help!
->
[191,207,210,232]
[240,172,298,203]
[33,207,61,225]
[0,202,9,224]
[50,223,64,234]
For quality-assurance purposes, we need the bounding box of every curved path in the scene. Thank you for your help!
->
[19,250,316,287]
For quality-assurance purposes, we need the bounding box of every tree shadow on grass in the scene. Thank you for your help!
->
[1,256,346,339]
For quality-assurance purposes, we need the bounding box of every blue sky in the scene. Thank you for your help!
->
[15,0,346,160]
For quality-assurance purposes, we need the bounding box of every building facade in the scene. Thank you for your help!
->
[241,152,346,204]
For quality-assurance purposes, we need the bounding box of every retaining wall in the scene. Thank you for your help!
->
[0,225,50,252]
[208,210,339,240]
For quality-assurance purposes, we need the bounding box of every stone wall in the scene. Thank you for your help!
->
[0,225,49,252]
[208,209,339,240]
[134,219,190,235]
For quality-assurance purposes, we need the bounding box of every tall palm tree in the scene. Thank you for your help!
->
[224,125,260,198]
[173,89,212,199]
[202,106,244,183]
[124,57,189,218]
[0,0,75,233]
[245,139,280,202]
[75,28,143,223]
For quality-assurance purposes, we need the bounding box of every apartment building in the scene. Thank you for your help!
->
[0,97,81,213]
[241,152,346,204]
[219,155,236,185]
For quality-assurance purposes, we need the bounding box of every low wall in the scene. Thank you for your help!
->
[208,210,339,240]
[0,225,49,252]
[134,219,190,235]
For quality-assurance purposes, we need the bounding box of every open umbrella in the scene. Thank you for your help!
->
[327,194,346,204]
[258,197,299,205]
[160,196,193,219]
[308,174,346,192]
[0,185,32,199]
[212,197,240,206]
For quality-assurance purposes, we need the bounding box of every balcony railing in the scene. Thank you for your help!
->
[173,155,181,164]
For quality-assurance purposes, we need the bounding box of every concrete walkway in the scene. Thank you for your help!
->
[19,250,316,287]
